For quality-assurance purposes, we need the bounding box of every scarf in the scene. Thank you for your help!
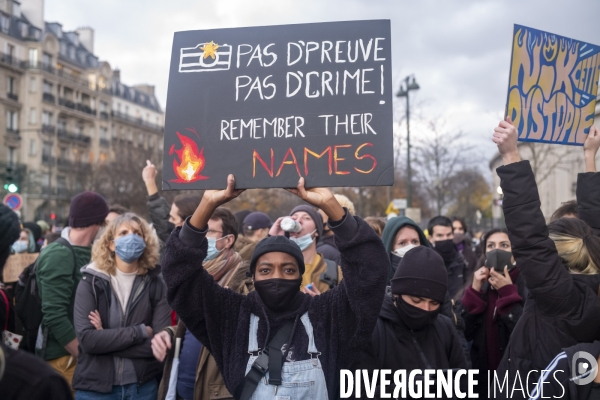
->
[203,247,245,286]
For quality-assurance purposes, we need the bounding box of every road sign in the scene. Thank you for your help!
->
[393,198,407,210]
[3,193,23,211]
[405,207,422,223]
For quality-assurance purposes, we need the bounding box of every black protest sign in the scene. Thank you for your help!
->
[162,20,394,190]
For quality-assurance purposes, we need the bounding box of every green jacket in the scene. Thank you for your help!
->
[36,240,91,360]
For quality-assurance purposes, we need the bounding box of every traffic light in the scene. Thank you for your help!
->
[4,165,17,192]
[50,213,56,220]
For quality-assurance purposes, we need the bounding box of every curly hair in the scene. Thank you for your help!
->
[92,213,159,276]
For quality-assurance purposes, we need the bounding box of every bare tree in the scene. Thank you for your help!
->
[413,120,474,215]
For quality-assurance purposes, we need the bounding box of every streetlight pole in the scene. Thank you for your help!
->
[396,75,419,208]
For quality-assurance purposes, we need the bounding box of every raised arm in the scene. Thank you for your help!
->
[161,175,246,361]
[578,127,600,235]
[493,119,579,317]
[288,178,388,369]
[143,160,172,243]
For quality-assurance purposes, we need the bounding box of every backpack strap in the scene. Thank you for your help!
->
[320,258,338,289]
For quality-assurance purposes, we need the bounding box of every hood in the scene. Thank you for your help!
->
[381,216,430,254]
[81,261,110,281]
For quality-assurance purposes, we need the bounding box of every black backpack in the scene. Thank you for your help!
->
[14,238,75,332]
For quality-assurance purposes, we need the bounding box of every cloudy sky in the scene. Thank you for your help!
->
[44,0,600,166]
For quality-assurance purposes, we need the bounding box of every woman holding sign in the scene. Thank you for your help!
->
[161,176,389,400]
[490,121,600,399]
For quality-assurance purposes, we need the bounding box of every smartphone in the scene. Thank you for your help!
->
[306,283,314,291]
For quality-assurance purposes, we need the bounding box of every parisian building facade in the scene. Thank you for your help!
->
[0,0,164,222]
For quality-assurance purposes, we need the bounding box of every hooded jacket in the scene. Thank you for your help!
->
[72,263,171,393]
[494,161,600,400]
[351,295,467,399]
[161,211,389,400]
[529,341,600,400]
[381,216,430,285]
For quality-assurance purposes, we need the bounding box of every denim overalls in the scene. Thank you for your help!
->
[244,312,328,400]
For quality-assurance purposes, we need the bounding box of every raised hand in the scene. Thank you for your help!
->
[142,160,159,196]
[472,266,489,292]
[489,266,513,290]
[584,126,600,173]
[286,177,345,221]
[493,118,521,165]
[190,174,246,229]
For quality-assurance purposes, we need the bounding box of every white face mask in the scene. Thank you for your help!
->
[393,243,418,258]
[290,230,317,251]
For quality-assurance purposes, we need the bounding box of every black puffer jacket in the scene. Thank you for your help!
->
[161,212,389,400]
[495,161,600,399]
[351,295,467,399]
[577,171,600,236]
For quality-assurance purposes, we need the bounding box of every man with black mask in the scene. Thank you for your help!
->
[161,175,389,400]
[428,215,467,299]
[352,246,468,399]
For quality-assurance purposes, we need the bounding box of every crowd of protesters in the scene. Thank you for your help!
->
[0,120,599,400]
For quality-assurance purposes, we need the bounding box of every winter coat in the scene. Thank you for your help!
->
[462,268,527,372]
[157,258,253,400]
[577,171,600,237]
[444,251,467,300]
[495,161,600,399]
[0,342,73,400]
[351,295,468,399]
[147,193,173,244]
[530,341,600,400]
[161,211,389,400]
[72,263,172,393]
[317,235,342,265]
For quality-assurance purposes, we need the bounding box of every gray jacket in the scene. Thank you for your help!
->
[72,263,171,393]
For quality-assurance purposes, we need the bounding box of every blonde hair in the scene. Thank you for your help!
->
[92,213,159,276]
[334,194,355,215]
[549,232,600,275]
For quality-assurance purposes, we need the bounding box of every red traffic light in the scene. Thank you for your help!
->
[50,213,56,220]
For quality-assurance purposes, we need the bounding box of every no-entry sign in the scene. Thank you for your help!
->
[3,193,23,211]
[162,20,394,190]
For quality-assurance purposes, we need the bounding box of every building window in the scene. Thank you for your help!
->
[42,110,53,125]
[29,76,37,93]
[29,107,37,124]
[124,105,129,115]
[57,119,66,131]
[6,110,18,131]
[60,42,66,56]
[138,132,144,145]
[7,146,15,165]
[29,139,36,156]
[100,127,108,140]
[0,14,9,34]
[76,124,84,135]
[7,76,15,95]
[69,47,75,59]
[21,22,28,38]
[29,48,38,68]
[59,146,68,159]
[43,80,53,94]
[42,52,52,67]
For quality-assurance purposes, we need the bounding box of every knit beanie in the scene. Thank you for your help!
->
[23,221,42,242]
[0,204,20,270]
[390,246,448,303]
[69,191,109,228]
[249,235,305,276]
[290,205,323,239]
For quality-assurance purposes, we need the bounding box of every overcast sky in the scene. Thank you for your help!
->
[44,0,600,165]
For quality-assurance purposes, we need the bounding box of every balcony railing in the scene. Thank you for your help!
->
[7,92,18,101]
[57,158,73,170]
[6,128,19,135]
[99,111,109,120]
[43,92,55,103]
[42,124,55,135]
[100,138,110,147]
[58,97,76,109]
[111,110,163,132]
[76,103,95,115]
[0,53,26,70]
[42,154,55,165]
[57,128,91,145]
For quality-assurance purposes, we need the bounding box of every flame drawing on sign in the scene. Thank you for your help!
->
[169,130,208,183]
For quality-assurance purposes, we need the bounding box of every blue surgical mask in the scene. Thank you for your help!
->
[204,236,229,262]
[114,234,146,263]
[12,241,29,254]
[290,230,316,251]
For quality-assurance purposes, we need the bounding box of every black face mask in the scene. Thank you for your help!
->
[433,239,457,261]
[395,296,440,331]
[485,249,515,272]
[254,278,302,312]
[166,221,176,234]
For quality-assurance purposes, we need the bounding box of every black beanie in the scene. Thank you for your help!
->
[290,205,323,239]
[0,204,20,271]
[249,235,305,276]
[69,191,109,228]
[390,246,448,303]
[23,221,42,242]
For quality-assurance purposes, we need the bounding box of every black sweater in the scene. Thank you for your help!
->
[495,161,600,399]
[161,212,389,399]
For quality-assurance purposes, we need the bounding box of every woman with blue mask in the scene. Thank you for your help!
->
[11,229,36,254]
[269,205,342,295]
[72,213,171,400]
